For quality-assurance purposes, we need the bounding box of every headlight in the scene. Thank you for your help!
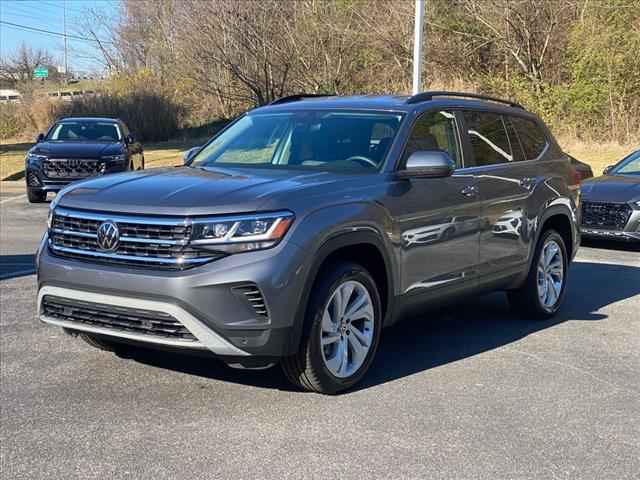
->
[190,211,294,253]
[634,200,640,208]
[101,154,127,162]
[27,152,47,165]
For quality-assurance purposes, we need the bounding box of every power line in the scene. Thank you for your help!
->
[0,20,114,45]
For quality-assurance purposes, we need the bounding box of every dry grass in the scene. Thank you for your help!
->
[559,138,636,175]
[0,142,32,181]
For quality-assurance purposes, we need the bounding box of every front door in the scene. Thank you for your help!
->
[387,109,482,296]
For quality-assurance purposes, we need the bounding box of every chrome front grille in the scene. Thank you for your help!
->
[42,295,197,341]
[49,208,218,269]
[582,201,632,231]
[43,158,101,179]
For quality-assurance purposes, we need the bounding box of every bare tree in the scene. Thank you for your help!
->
[0,43,56,86]
[455,0,579,88]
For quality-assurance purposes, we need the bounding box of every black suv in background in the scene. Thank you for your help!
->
[37,92,580,394]
[26,117,144,203]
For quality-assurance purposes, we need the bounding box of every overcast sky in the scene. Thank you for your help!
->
[0,0,119,72]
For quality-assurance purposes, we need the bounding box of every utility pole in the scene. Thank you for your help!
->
[412,0,425,95]
[63,0,68,82]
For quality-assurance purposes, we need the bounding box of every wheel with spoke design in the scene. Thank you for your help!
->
[508,229,568,319]
[320,280,375,378]
[282,262,382,394]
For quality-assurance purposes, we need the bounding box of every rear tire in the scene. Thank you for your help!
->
[27,189,46,203]
[508,229,568,319]
[281,261,382,394]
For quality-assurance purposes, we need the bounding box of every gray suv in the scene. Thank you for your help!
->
[36,92,580,394]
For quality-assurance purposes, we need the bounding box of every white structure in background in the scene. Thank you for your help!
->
[412,0,425,95]
[0,89,21,102]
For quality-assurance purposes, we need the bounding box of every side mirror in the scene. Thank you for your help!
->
[36,133,45,143]
[183,146,202,165]
[125,134,135,145]
[603,165,614,175]
[397,150,455,179]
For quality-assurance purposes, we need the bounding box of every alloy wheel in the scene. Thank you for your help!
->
[536,239,564,310]
[320,280,374,378]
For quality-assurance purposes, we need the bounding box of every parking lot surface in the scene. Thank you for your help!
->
[1,192,639,479]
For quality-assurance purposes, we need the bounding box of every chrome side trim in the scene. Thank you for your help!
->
[405,271,469,293]
[49,244,213,265]
[37,286,250,356]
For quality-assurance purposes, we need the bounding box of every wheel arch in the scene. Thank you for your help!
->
[286,229,395,355]
[511,204,577,290]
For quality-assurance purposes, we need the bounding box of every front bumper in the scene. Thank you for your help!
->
[37,239,310,359]
[38,286,248,354]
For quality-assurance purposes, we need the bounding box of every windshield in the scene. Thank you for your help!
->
[191,110,404,171]
[612,150,640,175]
[46,121,122,142]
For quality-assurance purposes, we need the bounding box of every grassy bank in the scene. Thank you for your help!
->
[1,138,636,182]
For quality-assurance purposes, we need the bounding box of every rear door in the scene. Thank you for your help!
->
[390,109,482,296]
[460,110,537,279]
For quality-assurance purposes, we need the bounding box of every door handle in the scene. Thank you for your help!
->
[519,177,536,190]
[460,185,478,197]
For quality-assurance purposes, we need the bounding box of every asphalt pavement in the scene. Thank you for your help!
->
[1,190,639,479]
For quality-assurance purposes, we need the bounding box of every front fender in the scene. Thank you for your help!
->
[284,202,398,354]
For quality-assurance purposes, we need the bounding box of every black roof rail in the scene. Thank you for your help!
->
[269,93,332,105]
[406,91,524,109]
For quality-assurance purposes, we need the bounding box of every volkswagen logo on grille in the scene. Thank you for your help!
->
[96,221,120,252]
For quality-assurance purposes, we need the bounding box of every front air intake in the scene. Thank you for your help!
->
[232,284,269,319]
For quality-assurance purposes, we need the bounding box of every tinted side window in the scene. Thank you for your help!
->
[504,118,526,162]
[510,116,547,160]
[404,110,461,167]
[463,111,512,166]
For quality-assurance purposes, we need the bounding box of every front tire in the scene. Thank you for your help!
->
[281,262,383,394]
[508,229,568,319]
[27,188,47,203]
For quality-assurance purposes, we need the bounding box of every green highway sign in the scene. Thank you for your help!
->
[33,67,49,79]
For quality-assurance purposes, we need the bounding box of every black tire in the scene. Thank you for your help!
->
[78,333,119,352]
[281,261,383,394]
[508,229,568,319]
[27,189,47,203]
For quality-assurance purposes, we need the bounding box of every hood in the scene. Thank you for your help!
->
[31,141,123,158]
[581,174,640,203]
[57,166,379,216]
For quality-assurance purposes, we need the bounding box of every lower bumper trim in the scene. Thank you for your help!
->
[37,286,250,356]
[581,228,640,241]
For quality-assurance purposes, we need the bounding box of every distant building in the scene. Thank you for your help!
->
[0,89,21,102]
